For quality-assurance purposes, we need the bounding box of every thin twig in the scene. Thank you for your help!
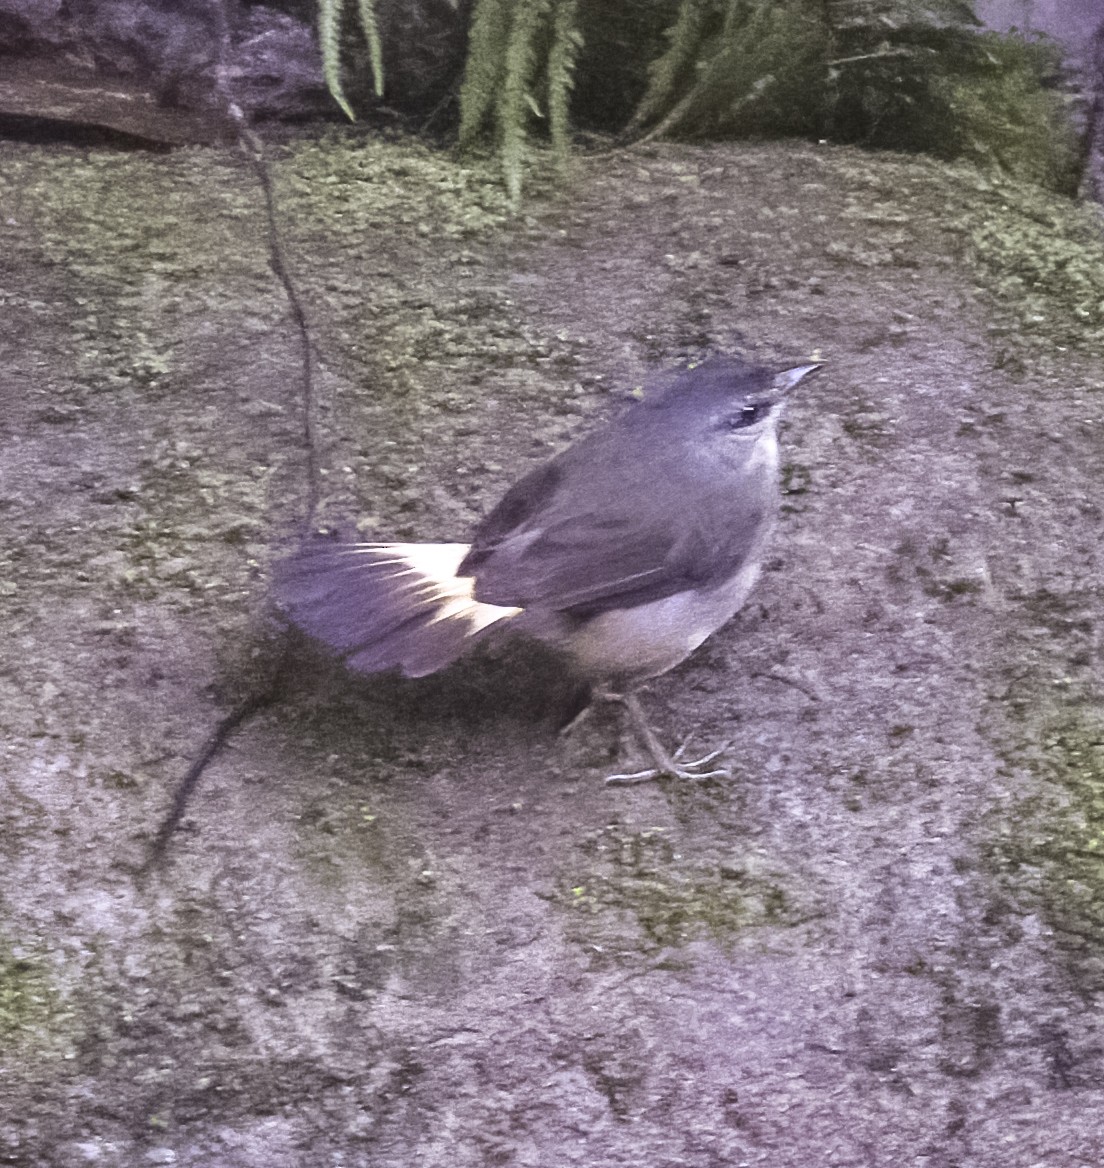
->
[141,662,287,870]
[220,109,321,529]
[146,1,320,866]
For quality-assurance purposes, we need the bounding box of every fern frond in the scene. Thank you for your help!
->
[548,0,581,168]
[319,0,355,120]
[499,0,553,206]
[689,0,805,135]
[355,0,385,98]
[458,0,515,150]
[622,0,711,139]
[636,0,820,141]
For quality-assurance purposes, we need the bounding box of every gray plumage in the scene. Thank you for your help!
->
[274,355,818,728]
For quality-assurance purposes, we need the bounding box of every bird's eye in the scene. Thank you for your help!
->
[727,403,768,430]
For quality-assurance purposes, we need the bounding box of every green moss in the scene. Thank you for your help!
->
[0,137,517,398]
[0,150,261,394]
[0,937,72,1057]
[988,713,1104,989]
[943,175,1104,353]
[555,824,803,958]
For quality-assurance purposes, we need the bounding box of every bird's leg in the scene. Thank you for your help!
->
[600,691,731,785]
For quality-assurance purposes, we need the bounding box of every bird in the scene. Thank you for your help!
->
[273,355,819,782]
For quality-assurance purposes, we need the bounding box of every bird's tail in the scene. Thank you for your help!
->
[273,542,522,678]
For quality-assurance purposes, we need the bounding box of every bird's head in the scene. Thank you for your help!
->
[636,355,820,456]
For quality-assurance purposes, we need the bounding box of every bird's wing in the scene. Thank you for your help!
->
[460,414,775,615]
[460,457,564,562]
[468,488,768,615]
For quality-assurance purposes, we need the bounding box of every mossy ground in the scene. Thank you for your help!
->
[1,130,1103,1164]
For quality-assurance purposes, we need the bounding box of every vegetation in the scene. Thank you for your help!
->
[318,0,384,122]
[556,824,803,960]
[988,712,1104,995]
[316,0,1085,203]
[456,0,582,205]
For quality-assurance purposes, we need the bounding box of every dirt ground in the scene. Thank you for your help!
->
[2,129,1104,1166]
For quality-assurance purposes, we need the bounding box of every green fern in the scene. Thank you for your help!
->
[318,0,384,120]
[354,0,385,99]
[678,0,808,138]
[548,0,582,167]
[628,0,832,142]
[458,0,515,149]
[500,0,552,205]
[459,0,583,207]
[319,0,354,120]
[622,0,713,140]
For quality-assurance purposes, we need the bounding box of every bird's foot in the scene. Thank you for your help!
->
[605,737,732,786]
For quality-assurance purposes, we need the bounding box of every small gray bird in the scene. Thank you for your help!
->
[274,355,819,782]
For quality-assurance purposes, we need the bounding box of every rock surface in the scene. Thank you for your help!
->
[1,131,1104,1165]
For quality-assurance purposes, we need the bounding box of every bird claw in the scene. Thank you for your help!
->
[672,737,730,768]
[596,691,731,785]
[605,740,732,786]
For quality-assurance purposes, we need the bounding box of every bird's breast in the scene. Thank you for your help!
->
[558,559,763,684]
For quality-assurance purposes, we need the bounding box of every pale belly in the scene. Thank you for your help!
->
[559,561,763,683]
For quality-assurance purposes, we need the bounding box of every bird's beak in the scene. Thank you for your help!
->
[771,363,822,397]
